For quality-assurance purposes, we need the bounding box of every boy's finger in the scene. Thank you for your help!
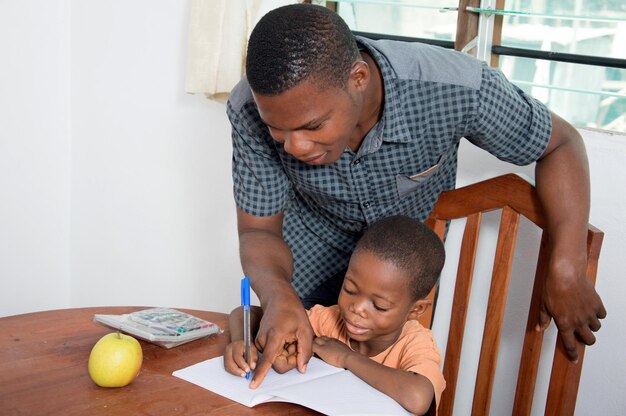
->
[285,341,296,356]
[223,344,248,377]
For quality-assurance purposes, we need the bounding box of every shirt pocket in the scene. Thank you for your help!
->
[395,152,448,199]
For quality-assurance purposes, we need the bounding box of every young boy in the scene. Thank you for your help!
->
[224,215,446,415]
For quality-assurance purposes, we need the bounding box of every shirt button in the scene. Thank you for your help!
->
[362,201,370,208]
[353,159,360,165]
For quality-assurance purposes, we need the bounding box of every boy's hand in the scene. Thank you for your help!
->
[223,340,259,378]
[272,341,298,374]
[312,336,353,368]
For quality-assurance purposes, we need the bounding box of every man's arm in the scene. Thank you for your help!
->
[236,208,314,387]
[534,112,607,362]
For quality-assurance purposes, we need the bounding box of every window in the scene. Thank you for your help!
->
[315,0,626,133]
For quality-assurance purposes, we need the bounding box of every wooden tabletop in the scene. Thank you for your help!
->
[0,307,320,416]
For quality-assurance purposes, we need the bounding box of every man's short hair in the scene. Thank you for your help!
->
[246,4,361,95]
[354,215,445,300]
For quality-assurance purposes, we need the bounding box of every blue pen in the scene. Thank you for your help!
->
[241,276,251,380]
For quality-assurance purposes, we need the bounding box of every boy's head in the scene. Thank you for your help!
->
[354,215,445,301]
[338,216,445,341]
[246,4,360,95]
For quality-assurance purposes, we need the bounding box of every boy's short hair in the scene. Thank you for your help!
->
[354,215,445,300]
[246,4,361,95]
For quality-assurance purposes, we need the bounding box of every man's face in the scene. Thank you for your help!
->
[253,78,363,165]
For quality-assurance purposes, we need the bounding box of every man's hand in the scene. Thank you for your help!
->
[538,253,606,363]
[236,209,314,387]
[249,297,314,388]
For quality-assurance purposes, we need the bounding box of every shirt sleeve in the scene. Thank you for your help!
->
[465,63,552,166]
[397,325,446,412]
[306,305,344,339]
[228,101,292,217]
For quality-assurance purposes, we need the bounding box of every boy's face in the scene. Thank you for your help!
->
[253,77,364,166]
[338,250,424,346]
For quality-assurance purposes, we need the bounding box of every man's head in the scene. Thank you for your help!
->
[246,4,360,95]
[337,215,445,342]
[245,5,381,165]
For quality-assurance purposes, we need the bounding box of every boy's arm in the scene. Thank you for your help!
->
[313,337,435,415]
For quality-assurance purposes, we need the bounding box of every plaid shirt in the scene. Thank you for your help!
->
[227,36,552,296]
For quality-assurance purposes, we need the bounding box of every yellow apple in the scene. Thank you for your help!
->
[88,332,143,387]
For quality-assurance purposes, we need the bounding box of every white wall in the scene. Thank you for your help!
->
[0,1,624,415]
[69,0,241,313]
[572,129,626,416]
[1,0,72,314]
[1,0,242,316]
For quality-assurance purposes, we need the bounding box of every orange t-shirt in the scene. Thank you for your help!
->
[307,304,446,411]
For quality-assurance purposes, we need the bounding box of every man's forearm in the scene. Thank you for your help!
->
[535,113,590,259]
[239,228,300,308]
[235,208,314,380]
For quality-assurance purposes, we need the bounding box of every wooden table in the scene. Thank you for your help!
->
[0,307,320,416]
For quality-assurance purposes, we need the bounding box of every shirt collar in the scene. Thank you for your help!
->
[356,36,413,143]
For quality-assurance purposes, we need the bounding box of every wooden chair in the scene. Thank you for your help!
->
[421,173,603,416]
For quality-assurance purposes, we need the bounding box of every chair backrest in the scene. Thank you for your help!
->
[420,173,603,416]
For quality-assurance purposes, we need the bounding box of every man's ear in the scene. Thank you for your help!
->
[349,60,370,91]
[407,299,432,321]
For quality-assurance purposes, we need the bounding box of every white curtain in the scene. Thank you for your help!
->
[185,0,304,101]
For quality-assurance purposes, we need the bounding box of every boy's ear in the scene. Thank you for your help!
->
[407,299,432,321]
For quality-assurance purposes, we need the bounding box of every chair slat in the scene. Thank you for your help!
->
[420,218,449,328]
[472,206,520,415]
[439,212,482,416]
[545,230,604,415]
[513,233,550,416]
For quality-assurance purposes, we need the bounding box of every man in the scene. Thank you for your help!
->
[226,4,606,387]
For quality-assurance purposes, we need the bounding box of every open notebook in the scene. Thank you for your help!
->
[173,356,410,415]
